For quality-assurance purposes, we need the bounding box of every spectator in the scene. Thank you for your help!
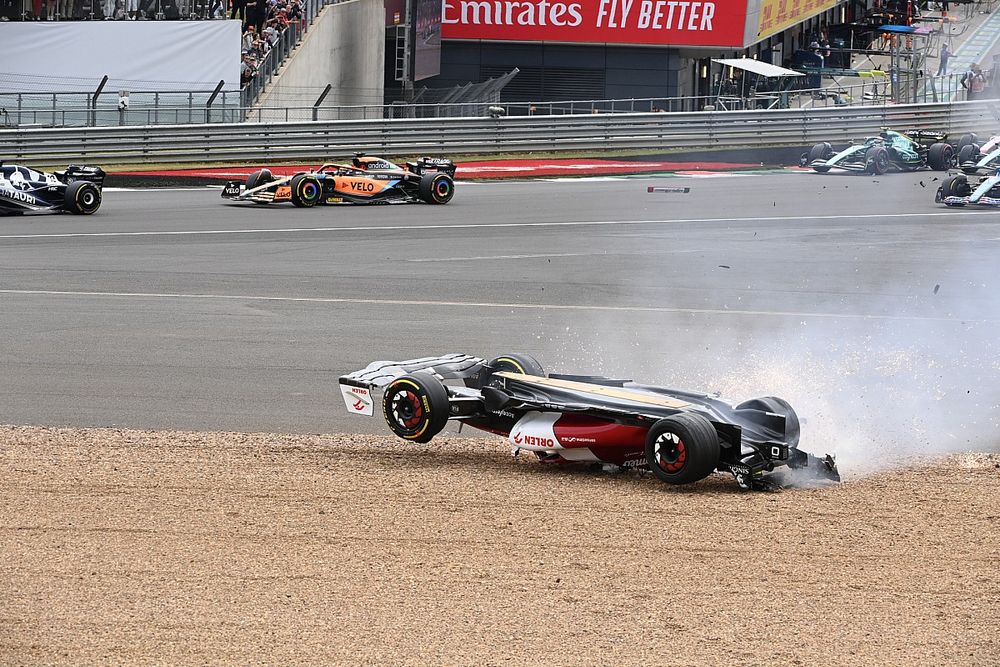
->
[242,24,256,50]
[249,0,267,32]
[240,52,257,87]
[937,43,950,76]
[231,0,246,21]
[286,0,301,23]
[962,63,987,100]
[58,0,74,19]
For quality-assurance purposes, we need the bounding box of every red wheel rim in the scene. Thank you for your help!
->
[654,432,687,473]
[391,390,424,429]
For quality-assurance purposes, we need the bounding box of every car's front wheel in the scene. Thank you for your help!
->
[290,174,323,208]
[382,372,451,443]
[65,180,102,215]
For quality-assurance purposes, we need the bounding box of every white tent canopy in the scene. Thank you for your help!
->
[711,58,804,78]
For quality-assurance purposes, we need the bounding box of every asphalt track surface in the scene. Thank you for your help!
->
[3,171,1000,666]
[2,171,1000,442]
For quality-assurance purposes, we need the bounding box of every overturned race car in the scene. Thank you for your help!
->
[339,353,840,491]
[221,154,456,207]
[801,128,954,174]
[0,162,105,216]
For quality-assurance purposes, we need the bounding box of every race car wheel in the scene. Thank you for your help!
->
[419,172,455,204]
[807,142,832,165]
[939,174,971,199]
[644,413,720,485]
[735,396,800,447]
[65,180,102,215]
[382,372,450,443]
[958,144,980,171]
[290,174,322,208]
[928,142,955,171]
[865,146,889,175]
[957,133,979,151]
[245,168,274,191]
[480,353,545,388]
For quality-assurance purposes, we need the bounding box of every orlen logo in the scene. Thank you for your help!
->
[512,431,554,447]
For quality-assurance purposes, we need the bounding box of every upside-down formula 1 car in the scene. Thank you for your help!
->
[0,162,105,216]
[339,353,840,491]
[934,168,1000,207]
[801,129,954,174]
[953,132,1000,174]
[221,154,456,207]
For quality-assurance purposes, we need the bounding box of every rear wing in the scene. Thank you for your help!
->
[58,165,106,188]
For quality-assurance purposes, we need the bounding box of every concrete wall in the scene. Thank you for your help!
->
[256,0,383,119]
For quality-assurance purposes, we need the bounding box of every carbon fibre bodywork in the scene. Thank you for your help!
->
[0,163,105,216]
[221,154,456,206]
[801,129,954,174]
[339,354,840,490]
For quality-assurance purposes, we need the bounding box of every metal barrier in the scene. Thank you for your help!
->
[2,100,997,165]
[0,73,978,129]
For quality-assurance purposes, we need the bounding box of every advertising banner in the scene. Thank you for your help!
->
[756,0,838,41]
[0,21,241,93]
[441,0,748,48]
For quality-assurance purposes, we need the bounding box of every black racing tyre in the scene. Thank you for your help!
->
[812,164,831,173]
[418,172,455,204]
[644,413,720,485]
[928,142,955,171]
[245,168,273,191]
[807,142,832,164]
[290,174,322,208]
[64,180,101,215]
[382,372,450,443]
[866,145,889,175]
[957,133,978,151]
[958,144,980,170]
[480,353,545,388]
[736,396,800,447]
[939,174,971,198]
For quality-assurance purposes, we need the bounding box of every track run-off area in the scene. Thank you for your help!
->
[2,170,999,665]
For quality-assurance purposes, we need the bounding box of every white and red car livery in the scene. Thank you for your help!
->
[339,353,839,490]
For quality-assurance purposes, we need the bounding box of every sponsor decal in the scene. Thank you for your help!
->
[621,458,648,469]
[326,197,344,203]
[0,188,37,205]
[512,431,555,448]
[560,435,597,443]
[274,186,292,201]
[348,180,377,193]
[340,384,374,416]
[223,184,241,195]
[442,0,746,47]
[492,409,517,418]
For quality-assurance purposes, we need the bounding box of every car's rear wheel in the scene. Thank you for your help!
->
[382,372,450,443]
[480,353,545,388]
[290,174,322,208]
[419,172,454,204]
[957,133,979,152]
[928,142,955,171]
[245,168,273,191]
[65,180,102,215]
[866,146,889,175]
[644,413,720,485]
[958,143,981,172]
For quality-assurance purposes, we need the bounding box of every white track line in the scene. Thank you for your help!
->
[0,211,996,240]
[0,289,994,324]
